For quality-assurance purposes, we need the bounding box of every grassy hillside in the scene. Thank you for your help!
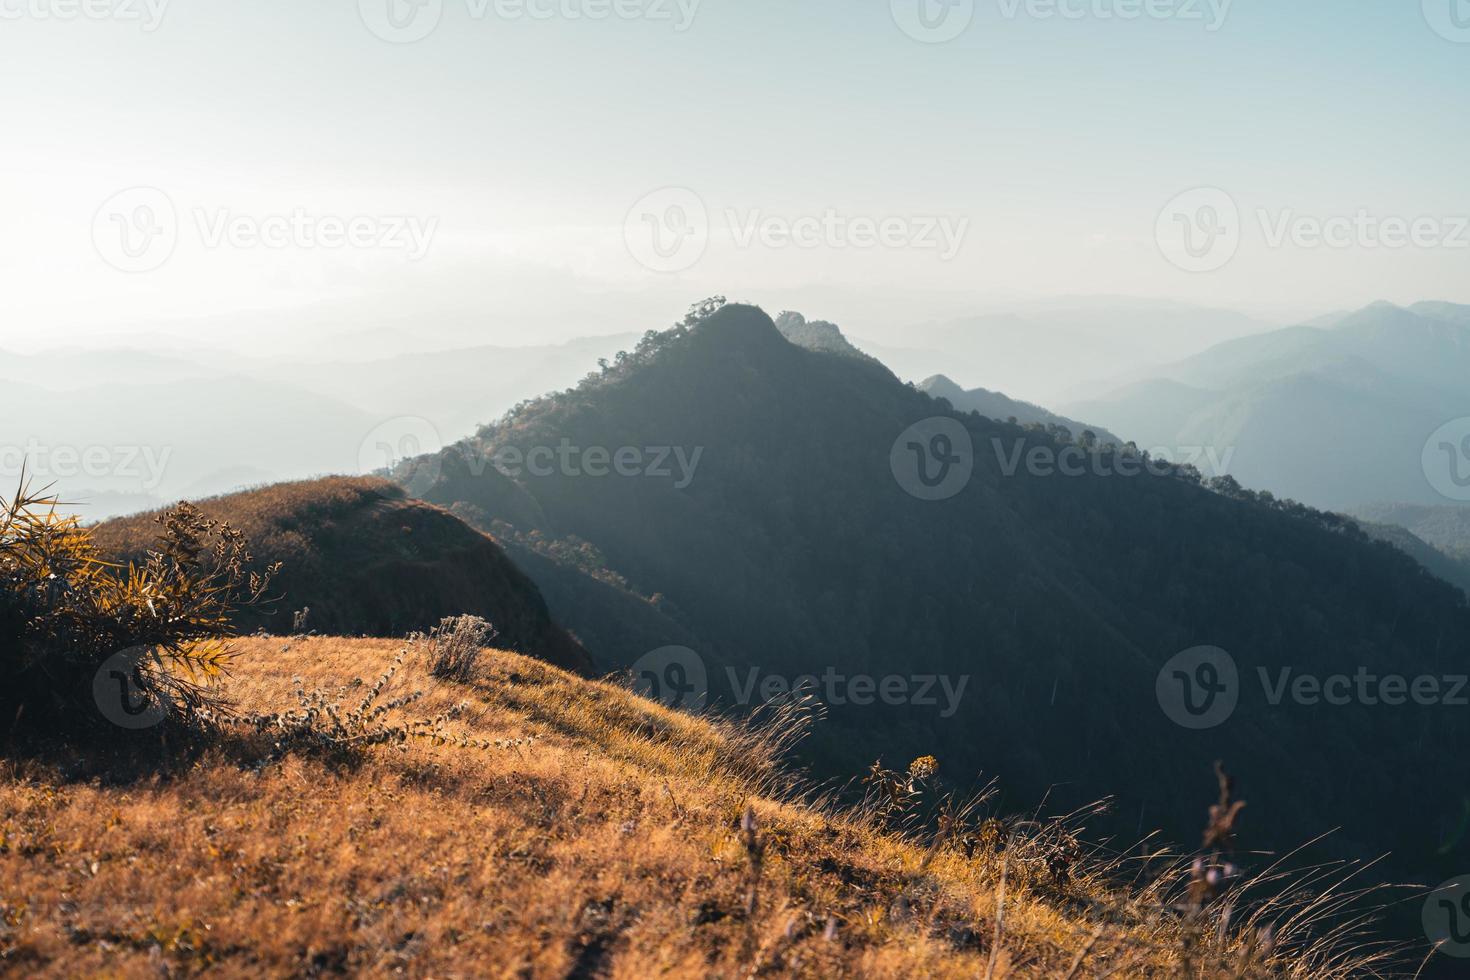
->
[0,637,1388,977]
[91,478,592,675]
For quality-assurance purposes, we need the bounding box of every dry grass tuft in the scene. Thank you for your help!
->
[417,614,497,683]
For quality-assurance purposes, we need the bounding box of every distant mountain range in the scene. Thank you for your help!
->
[855,299,1273,405]
[0,334,634,522]
[394,301,1470,903]
[1064,301,1470,512]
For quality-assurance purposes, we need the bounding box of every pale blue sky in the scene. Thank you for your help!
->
[2,0,1467,350]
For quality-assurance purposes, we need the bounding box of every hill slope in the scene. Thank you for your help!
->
[397,303,1470,905]
[0,636,1381,977]
[91,478,592,674]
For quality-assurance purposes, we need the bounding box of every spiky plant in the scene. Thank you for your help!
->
[246,642,530,762]
[1,480,278,735]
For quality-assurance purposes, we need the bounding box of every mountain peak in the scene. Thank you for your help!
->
[687,302,785,346]
[772,310,870,360]
[917,374,965,399]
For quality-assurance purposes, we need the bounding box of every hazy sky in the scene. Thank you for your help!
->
[3,0,1468,352]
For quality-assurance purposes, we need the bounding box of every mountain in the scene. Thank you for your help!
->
[91,477,591,674]
[395,302,1470,905]
[917,374,1123,446]
[1064,301,1470,511]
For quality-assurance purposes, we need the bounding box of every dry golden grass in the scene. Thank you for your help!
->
[0,637,1392,978]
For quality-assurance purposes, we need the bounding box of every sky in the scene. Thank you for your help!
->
[2,0,1468,353]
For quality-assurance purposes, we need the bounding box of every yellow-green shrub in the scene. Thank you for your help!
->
[0,483,277,735]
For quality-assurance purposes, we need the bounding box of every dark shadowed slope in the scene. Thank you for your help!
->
[92,477,592,674]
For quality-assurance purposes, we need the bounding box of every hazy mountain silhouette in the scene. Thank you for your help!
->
[773,311,878,362]
[1064,301,1470,510]
[394,302,1470,900]
[858,299,1273,404]
[1,335,640,522]
[0,371,376,521]
[1350,502,1470,560]
[918,374,1122,446]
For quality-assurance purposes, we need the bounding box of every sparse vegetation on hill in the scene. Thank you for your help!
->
[91,477,592,675]
[0,636,1396,977]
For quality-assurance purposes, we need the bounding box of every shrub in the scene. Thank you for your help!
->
[0,483,277,736]
[244,641,530,762]
[418,614,497,683]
